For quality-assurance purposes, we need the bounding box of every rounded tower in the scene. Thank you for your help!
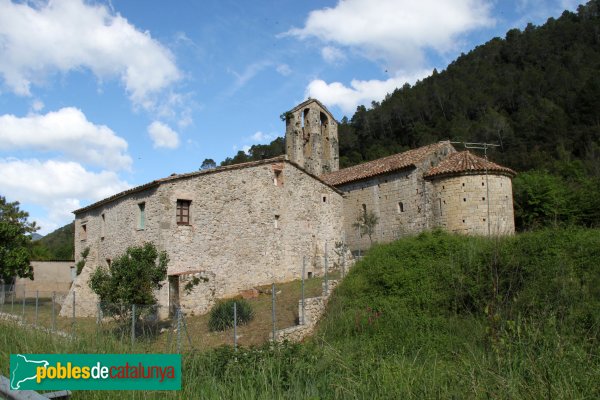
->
[424,151,516,236]
[284,99,339,176]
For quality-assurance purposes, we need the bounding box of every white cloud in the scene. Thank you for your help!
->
[276,64,292,76]
[321,46,346,64]
[287,0,494,69]
[0,158,130,233]
[148,121,180,149]
[31,100,44,112]
[0,107,131,170]
[250,131,276,143]
[0,0,180,108]
[306,70,431,114]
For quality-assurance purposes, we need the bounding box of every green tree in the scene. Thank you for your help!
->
[89,242,168,320]
[353,210,379,245]
[0,196,38,283]
[200,158,217,170]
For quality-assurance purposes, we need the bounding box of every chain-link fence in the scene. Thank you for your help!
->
[0,249,353,353]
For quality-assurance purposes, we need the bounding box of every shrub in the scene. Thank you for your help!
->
[208,299,254,332]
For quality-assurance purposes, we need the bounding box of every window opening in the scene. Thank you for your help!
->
[138,202,146,229]
[176,200,191,225]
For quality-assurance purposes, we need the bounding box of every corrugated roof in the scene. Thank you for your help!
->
[424,151,516,179]
[320,142,453,186]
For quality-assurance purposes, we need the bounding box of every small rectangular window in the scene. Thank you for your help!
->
[138,202,146,230]
[81,224,87,241]
[273,170,283,186]
[274,215,280,229]
[101,213,105,239]
[322,195,327,203]
[176,200,191,225]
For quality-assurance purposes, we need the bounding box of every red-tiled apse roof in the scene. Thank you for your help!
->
[424,151,516,179]
[321,142,452,186]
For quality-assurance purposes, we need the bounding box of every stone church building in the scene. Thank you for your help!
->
[62,99,515,317]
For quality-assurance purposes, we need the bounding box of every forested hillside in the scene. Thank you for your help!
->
[220,1,600,230]
[336,1,600,173]
[30,222,74,261]
[223,1,599,173]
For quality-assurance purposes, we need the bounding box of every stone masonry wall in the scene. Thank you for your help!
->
[431,174,515,235]
[62,160,344,317]
[274,279,339,343]
[338,169,423,252]
[14,261,74,296]
[286,102,339,176]
[337,143,455,251]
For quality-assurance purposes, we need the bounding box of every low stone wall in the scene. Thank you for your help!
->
[14,261,74,297]
[274,279,339,343]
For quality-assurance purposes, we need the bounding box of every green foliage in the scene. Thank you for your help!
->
[208,299,254,332]
[2,229,600,398]
[352,210,379,244]
[75,247,90,275]
[30,222,74,261]
[323,229,600,354]
[183,275,209,294]
[0,196,38,282]
[88,242,168,319]
[219,137,285,166]
[200,158,217,170]
[513,162,600,230]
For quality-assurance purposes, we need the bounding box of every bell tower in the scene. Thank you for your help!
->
[284,99,339,176]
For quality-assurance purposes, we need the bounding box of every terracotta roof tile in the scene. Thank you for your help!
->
[74,155,343,215]
[424,151,516,179]
[320,142,453,186]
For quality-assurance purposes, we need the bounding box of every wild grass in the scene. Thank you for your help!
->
[1,228,599,398]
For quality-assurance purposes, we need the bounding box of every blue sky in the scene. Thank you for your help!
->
[0,0,583,234]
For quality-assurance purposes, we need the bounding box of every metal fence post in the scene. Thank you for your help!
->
[51,291,56,332]
[271,283,276,340]
[233,302,237,351]
[21,286,25,320]
[72,291,76,331]
[301,256,305,325]
[177,307,182,353]
[131,304,136,350]
[35,290,39,326]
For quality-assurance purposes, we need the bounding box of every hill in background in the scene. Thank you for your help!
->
[222,1,600,176]
[30,222,74,261]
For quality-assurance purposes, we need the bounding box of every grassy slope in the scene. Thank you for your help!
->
[2,229,600,399]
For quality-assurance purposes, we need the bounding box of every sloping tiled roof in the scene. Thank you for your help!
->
[424,151,516,179]
[74,155,342,215]
[320,142,453,186]
[73,156,285,214]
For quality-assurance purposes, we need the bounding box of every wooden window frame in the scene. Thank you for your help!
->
[176,200,191,225]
